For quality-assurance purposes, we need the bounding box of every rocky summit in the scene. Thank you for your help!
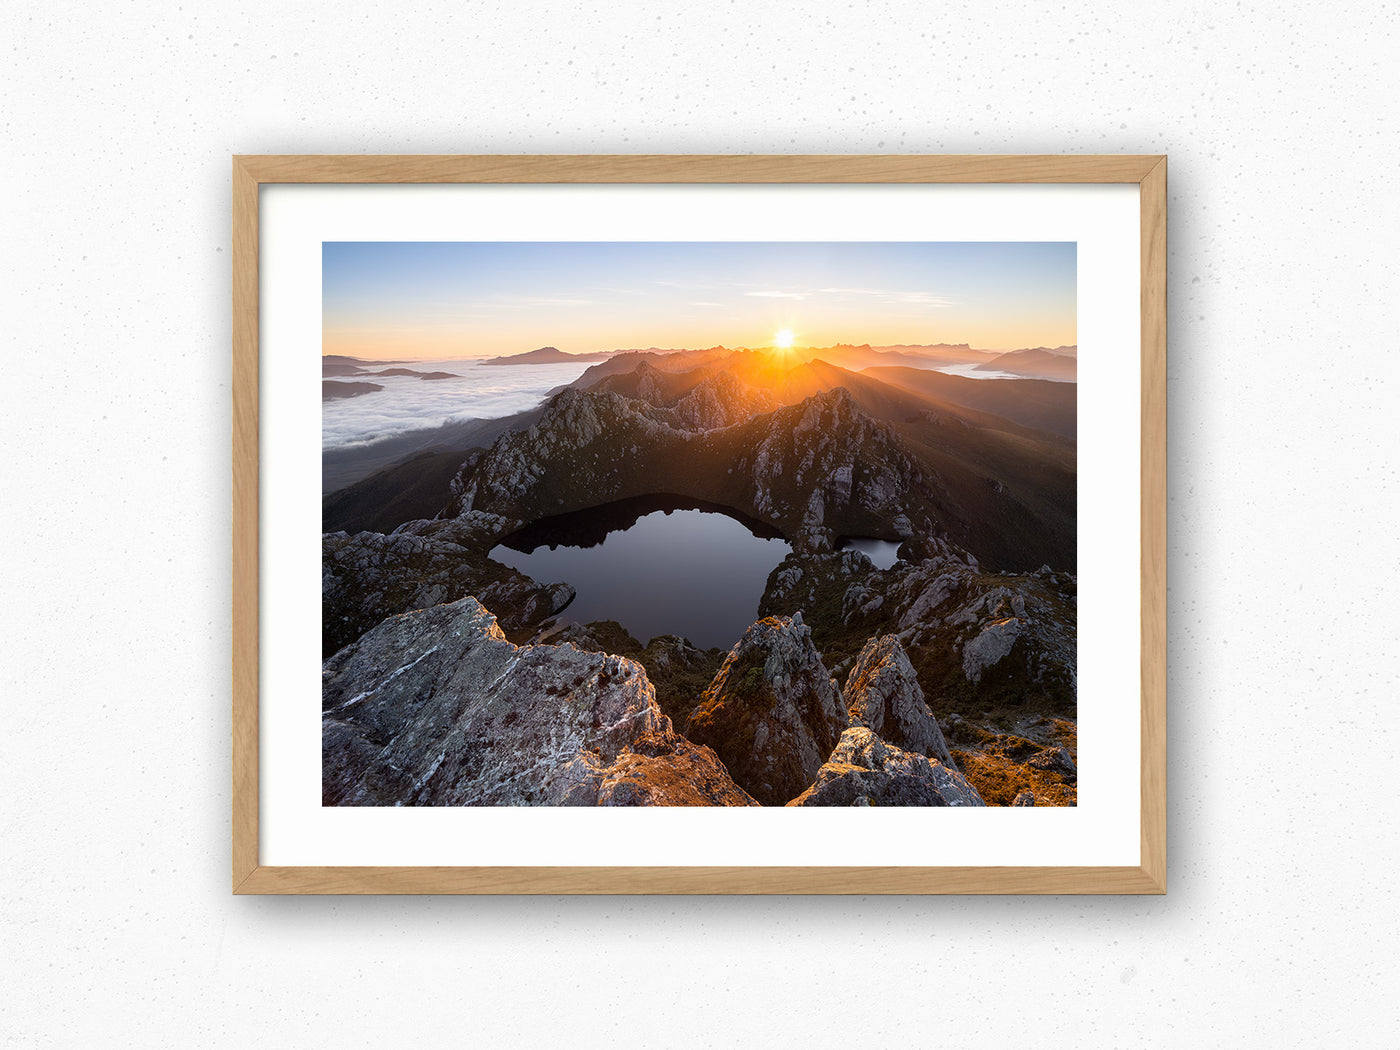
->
[322,596,756,806]
[684,613,847,806]
[787,727,985,807]
[842,634,956,769]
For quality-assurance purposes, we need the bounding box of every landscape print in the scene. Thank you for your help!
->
[322,242,1078,807]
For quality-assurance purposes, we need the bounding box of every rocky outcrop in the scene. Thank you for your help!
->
[527,618,726,726]
[435,384,951,561]
[842,635,955,768]
[889,565,1075,694]
[736,388,940,552]
[444,387,678,519]
[763,547,1076,714]
[588,729,758,806]
[323,596,757,807]
[661,371,780,431]
[961,618,1022,683]
[590,362,779,431]
[787,728,984,807]
[1028,745,1077,776]
[684,613,846,806]
[322,530,574,656]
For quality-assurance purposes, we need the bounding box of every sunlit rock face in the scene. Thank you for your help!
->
[786,728,984,808]
[322,597,756,807]
[684,613,847,806]
[605,364,780,431]
[842,634,956,769]
[664,371,780,431]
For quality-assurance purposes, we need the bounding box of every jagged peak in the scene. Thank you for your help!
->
[843,633,956,768]
[810,385,856,409]
[685,611,845,805]
[788,386,875,435]
[777,385,858,423]
[540,384,621,415]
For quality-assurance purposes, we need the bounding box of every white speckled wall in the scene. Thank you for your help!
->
[5,1,1398,1045]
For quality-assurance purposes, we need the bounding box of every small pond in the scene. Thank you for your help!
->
[837,536,903,570]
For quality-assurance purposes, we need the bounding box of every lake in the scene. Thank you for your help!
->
[490,497,791,650]
[837,537,902,570]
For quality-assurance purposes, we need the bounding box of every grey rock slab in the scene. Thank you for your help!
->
[323,596,756,807]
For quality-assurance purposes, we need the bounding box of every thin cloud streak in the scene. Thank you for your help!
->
[820,287,956,307]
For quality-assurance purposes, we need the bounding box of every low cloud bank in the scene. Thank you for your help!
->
[322,360,592,450]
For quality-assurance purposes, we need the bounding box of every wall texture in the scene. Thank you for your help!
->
[4,1,1397,1045]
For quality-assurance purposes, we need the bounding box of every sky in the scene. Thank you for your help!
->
[322,242,1076,359]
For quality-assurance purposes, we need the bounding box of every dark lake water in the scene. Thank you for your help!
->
[837,537,902,570]
[490,496,791,650]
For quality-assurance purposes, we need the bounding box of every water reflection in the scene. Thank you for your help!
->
[837,536,902,570]
[491,497,791,650]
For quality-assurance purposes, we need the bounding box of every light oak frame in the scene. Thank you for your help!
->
[233,154,1166,894]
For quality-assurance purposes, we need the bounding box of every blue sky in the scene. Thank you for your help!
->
[323,241,1076,358]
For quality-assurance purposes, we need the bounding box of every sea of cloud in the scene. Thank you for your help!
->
[322,360,594,450]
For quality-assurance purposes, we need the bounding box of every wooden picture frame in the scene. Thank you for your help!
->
[233,154,1166,894]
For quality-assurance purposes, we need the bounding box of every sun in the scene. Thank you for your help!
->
[773,328,796,349]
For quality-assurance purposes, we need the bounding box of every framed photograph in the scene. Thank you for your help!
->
[233,155,1165,894]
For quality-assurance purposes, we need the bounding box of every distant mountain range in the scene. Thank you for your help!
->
[480,346,617,365]
[322,355,460,381]
[974,346,1077,381]
[324,342,1077,377]
[322,354,401,376]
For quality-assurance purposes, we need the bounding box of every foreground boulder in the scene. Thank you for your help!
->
[842,634,955,769]
[685,613,847,806]
[787,728,985,807]
[323,596,756,806]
